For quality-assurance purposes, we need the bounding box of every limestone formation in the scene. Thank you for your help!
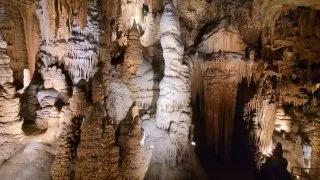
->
[106,80,133,125]
[118,105,152,180]
[51,106,77,180]
[75,103,120,179]
[1,0,320,179]
[0,34,24,165]
[155,3,192,165]
[122,23,157,111]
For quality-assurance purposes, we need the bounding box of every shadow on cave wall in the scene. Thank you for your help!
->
[193,78,257,179]
[230,79,257,178]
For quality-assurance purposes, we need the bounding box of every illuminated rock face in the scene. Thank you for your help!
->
[1,0,320,179]
[155,3,192,166]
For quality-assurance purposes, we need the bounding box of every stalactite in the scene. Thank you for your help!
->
[245,74,278,167]
[257,101,276,154]
[20,2,41,79]
[198,29,246,54]
[64,1,101,84]
[189,52,255,160]
[36,0,57,43]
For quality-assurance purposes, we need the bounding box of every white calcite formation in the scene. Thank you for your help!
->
[1,0,320,179]
[155,3,192,165]
[36,0,101,85]
[64,3,101,84]
[106,80,133,125]
[41,66,69,101]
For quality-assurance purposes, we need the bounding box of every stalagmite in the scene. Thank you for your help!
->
[1,0,320,179]
[122,23,156,110]
[118,105,152,180]
[0,34,24,165]
[70,87,87,117]
[51,106,77,180]
[75,103,120,179]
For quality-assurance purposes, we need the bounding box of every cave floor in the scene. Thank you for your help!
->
[207,161,256,180]
[0,142,54,180]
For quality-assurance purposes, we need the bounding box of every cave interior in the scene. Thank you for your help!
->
[0,0,320,179]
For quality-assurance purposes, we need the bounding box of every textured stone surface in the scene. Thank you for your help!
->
[75,103,120,179]
[1,0,320,179]
[155,3,192,166]
[50,106,76,180]
[106,80,133,124]
[118,106,152,180]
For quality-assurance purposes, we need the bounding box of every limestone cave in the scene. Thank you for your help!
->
[0,0,320,179]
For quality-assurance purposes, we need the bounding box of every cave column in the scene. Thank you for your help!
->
[155,2,192,164]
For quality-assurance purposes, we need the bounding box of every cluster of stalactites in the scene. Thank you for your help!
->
[245,77,278,166]
[36,0,91,43]
[189,52,254,104]
[188,52,254,160]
